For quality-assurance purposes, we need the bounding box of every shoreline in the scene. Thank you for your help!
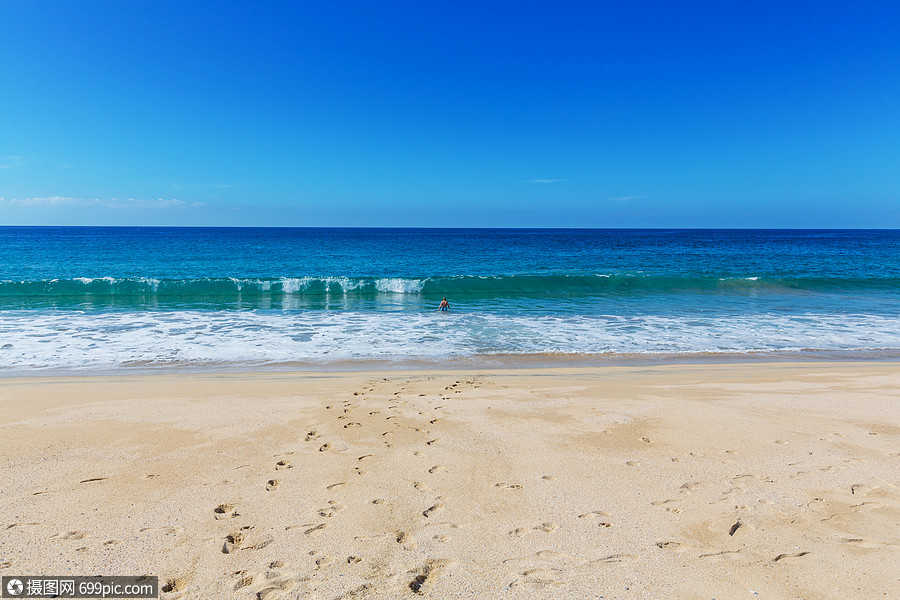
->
[1,362,898,599]
[3,350,900,379]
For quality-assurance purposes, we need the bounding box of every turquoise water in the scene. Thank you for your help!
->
[1,227,898,371]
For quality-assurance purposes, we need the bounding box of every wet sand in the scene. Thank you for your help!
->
[0,363,898,599]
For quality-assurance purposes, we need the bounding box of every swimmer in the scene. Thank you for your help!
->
[439,297,450,311]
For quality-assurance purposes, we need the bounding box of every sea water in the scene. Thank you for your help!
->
[1,227,898,372]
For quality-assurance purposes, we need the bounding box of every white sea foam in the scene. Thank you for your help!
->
[279,277,307,293]
[0,309,898,372]
[136,277,161,291]
[319,276,362,292]
[374,278,425,293]
[74,276,120,285]
[232,278,274,292]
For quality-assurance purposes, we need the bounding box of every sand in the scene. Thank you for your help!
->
[0,362,898,599]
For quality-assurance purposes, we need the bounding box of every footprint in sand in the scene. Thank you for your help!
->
[140,526,184,536]
[79,477,107,484]
[413,481,430,493]
[326,482,347,490]
[592,553,637,564]
[650,499,682,513]
[161,576,188,594]
[576,510,612,527]
[773,551,810,561]
[494,483,523,490]
[214,504,237,519]
[275,460,292,470]
[409,559,453,594]
[305,430,319,441]
[244,536,273,551]
[679,481,701,493]
[232,571,256,591]
[426,439,439,446]
[396,531,417,550]
[266,479,282,491]
[656,540,685,550]
[578,510,611,519]
[820,465,847,472]
[319,443,332,452]
[511,568,564,588]
[318,501,347,518]
[55,531,88,540]
[700,550,742,560]
[423,502,445,517]
[510,522,558,537]
[222,532,244,554]
[428,465,445,474]
[315,554,334,567]
[256,579,295,600]
[304,523,329,536]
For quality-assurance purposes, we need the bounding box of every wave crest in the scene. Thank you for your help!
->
[0,274,897,306]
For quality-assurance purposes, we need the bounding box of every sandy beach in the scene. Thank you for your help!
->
[0,362,897,599]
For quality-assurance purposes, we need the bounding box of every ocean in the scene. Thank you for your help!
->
[1,227,898,372]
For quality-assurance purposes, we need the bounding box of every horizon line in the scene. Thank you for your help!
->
[1,224,899,231]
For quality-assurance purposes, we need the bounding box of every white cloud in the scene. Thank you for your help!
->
[523,179,567,184]
[0,196,204,209]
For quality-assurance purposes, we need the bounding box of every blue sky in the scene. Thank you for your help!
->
[1,1,898,227]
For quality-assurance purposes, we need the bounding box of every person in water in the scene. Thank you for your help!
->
[439,297,450,311]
